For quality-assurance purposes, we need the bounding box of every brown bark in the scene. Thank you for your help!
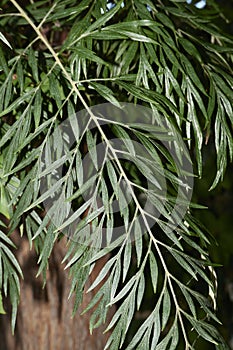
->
[0,236,113,350]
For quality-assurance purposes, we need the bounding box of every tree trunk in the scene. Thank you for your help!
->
[0,235,112,350]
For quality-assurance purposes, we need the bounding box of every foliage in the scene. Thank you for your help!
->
[0,0,233,349]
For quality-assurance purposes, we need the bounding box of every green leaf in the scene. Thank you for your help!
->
[86,129,98,170]
[162,288,171,330]
[0,185,10,219]
[116,41,138,74]
[87,1,123,32]
[149,251,158,293]
[0,32,12,49]
[0,89,36,118]
[181,54,207,95]
[0,290,6,314]
[4,148,40,177]
[87,256,117,292]
[49,72,62,108]
[34,89,42,128]
[16,60,24,94]
[123,241,132,282]
[170,249,198,280]
[137,274,145,310]
[179,37,202,62]
[105,29,158,44]
[0,46,9,75]
[112,124,135,156]
[106,161,119,198]
[109,275,136,304]
[28,46,39,82]
[90,82,121,108]
[134,219,143,267]
[55,197,93,232]
[156,13,175,30]
[72,47,109,67]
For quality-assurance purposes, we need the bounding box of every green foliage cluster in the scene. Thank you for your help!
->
[0,0,233,349]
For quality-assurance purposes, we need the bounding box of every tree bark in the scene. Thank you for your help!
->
[0,236,113,350]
